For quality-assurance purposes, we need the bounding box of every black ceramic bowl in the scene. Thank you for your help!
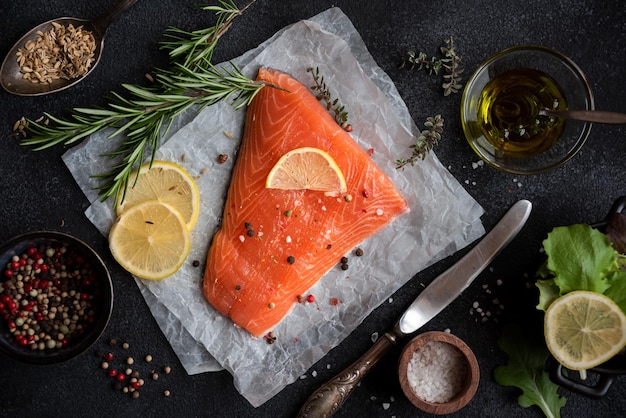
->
[0,231,113,364]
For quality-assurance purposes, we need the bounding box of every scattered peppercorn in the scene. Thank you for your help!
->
[145,355,153,363]
[362,189,369,198]
[217,154,228,164]
[101,362,109,369]
[163,366,171,374]
[268,302,276,309]
[264,331,277,345]
[246,229,255,237]
[132,391,140,399]
[344,194,353,202]
[297,295,305,304]
[339,256,349,270]
[122,342,129,349]
[355,247,364,257]
[192,260,200,268]
[306,294,315,303]
[235,285,241,291]
[127,357,134,365]
[284,210,293,217]
[286,256,295,264]
[164,390,171,397]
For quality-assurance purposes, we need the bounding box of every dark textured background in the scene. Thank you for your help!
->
[1,1,625,417]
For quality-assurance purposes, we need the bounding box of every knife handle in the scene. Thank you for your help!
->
[297,331,399,418]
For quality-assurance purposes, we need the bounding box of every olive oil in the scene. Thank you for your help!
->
[477,68,567,157]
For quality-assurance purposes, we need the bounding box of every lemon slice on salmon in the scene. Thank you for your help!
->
[116,160,200,230]
[544,290,626,371]
[109,200,191,280]
[266,147,347,195]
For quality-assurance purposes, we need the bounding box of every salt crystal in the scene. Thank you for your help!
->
[376,208,384,216]
[238,235,245,242]
[406,341,468,403]
[286,236,292,243]
[312,370,317,377]
[371,332,379,343]
[382,402,390,410]
[388,297,393,303]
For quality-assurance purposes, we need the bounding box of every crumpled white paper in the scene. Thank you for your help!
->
[62,8,485,407]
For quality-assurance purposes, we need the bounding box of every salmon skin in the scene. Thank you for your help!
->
[203,67,409,337]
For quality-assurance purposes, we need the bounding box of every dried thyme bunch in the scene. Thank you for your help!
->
[19,0,261,202]
[401,36,464,96]
[396,115,444,168]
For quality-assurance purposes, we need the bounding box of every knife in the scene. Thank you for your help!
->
[297,199,532,418]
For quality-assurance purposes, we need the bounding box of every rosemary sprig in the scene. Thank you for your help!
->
[396,115,444,169]
[20,2,260,202]
[306,67,352,131]
[401,36,464,96]
[23,64,266,201]
[160,0,256,70]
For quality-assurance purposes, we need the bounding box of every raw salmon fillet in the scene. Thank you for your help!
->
[203,67,409,336]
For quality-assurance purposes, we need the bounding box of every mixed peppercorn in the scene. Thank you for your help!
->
[97,338,172,399]
[0,242,100,351]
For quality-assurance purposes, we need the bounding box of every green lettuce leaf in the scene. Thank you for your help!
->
[605,269,626,313]
[535,279,560,311]
[543,224,615,294]
[494,323,566,418]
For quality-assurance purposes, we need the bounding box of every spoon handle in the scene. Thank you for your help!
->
[297,331,399,418]
[93,0,140,34]
[540,109,626,124]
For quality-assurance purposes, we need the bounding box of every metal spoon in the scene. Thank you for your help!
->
[0,0,139,96]
[539,109,626,124]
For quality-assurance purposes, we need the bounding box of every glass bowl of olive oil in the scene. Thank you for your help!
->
[461,45,594,174]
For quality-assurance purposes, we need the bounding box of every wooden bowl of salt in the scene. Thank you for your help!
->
[398,331,480,414]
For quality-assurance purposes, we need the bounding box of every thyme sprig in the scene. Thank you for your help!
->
[401,36,464,96]
[20,1,260,202]
[396,115,444,169]
[306,67,352,131]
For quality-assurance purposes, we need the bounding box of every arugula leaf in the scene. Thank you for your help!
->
[543,224,615,294]
[494,323,566,418]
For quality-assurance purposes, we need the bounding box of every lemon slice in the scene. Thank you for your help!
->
[109,200,191,280]
[544,290,626,371]
[116,161,200,230]
[265,147,347,195]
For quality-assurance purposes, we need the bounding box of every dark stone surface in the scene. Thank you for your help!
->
[1,0,625,416]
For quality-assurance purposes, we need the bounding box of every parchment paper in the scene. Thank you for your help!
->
[62,8,485,407]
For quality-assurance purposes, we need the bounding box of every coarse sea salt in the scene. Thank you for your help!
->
[407,341,468,403]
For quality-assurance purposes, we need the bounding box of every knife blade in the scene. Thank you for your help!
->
[297,199,532,418]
